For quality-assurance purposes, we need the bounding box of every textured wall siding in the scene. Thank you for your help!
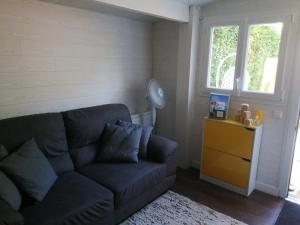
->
[153,21,179,139]
[0,0,152,119]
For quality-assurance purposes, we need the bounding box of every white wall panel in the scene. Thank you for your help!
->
[153,21,179,139]
[0,0,152,119]
[94,0,189,22]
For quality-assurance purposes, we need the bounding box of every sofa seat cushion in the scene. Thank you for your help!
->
[21,172,114,225]
[78,160,166,209]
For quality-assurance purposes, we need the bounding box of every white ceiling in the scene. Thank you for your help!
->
[187,0,217,5]
[39,0,218,22]
[39,0,160,22]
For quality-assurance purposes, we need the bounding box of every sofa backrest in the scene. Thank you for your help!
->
[0,113,74,175]
[62,104,131,168]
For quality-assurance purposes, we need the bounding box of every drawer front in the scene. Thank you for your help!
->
[202,148,250,189]
[204,119,254,159]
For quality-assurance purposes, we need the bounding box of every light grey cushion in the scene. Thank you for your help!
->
[0,170,22,210]
[0,139,57,202]
[97,123,142,163]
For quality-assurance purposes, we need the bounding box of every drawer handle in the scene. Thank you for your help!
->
[245,127,255,131]
[241,158,251,162]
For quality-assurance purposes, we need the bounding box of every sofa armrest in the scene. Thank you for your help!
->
[147,135,178,176]
[0,200,24,225]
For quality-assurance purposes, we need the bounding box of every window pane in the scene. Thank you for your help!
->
[243,23,283,94]
[207,26,239,90]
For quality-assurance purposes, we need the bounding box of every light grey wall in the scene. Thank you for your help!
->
[0,0,153,119]
[153,21,179,139]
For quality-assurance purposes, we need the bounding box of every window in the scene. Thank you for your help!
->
[243,23,283,94]
[208,26,239,90]
[202,15,290,100]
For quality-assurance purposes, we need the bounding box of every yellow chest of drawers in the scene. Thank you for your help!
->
[200,118,263,196]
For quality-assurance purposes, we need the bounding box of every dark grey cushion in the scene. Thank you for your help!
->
[0,113,74,175]
[63,104,132,167]
[97,123,142,163]
[0,170,22,210]
[70,144,100,168]
[79,160,166,208]
[117,120,153,159]
[63,104,132,150]
[0,199,24,225]
[0,144,8,161]
[0,139,57,202]
[21,172,114,225]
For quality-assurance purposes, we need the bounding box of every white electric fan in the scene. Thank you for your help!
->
[147,79,167,126]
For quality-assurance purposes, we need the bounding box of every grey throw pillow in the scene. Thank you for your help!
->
[117,120,153,159]
[0,144,8,161]
[0,139,58,202]
[0,170,22,210]
[0,199,24,225]
[97,123,143,163]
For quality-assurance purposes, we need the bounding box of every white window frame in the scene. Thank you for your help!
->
[200,14,292,102]
[201,17,243,95]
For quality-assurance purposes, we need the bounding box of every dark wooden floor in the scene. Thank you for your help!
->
[171,168,285,225]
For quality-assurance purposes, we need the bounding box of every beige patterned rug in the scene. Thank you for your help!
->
[121,191,247,225]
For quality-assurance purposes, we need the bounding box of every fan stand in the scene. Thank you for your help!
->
[151,106,157,127]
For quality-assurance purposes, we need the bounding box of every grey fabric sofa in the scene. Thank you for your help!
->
[0,104,178,225]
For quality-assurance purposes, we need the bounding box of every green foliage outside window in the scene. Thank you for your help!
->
[209,26,238,88]
[246,24,282,92]
[209,24,282,91]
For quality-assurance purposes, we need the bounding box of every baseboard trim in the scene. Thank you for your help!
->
[256,181,279,196]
